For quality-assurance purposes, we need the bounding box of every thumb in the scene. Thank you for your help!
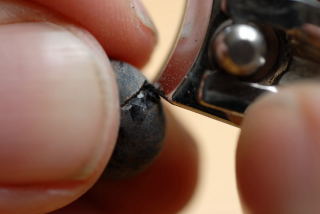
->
[237,83,320,214]
[0,14,119,214]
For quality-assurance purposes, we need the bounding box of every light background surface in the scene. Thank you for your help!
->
[141,0,242,213]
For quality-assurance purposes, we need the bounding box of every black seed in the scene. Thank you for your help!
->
[111,61,146,106]
[102,61,166,179]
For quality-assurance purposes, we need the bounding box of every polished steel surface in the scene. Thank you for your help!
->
[229,0,320,64]
[156,0,320,126]
[155,0,213,98]
[212,23,267,76]
[228,0,320,28]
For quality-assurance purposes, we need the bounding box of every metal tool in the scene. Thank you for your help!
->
[155,0,320,126]
[105,0,320,178]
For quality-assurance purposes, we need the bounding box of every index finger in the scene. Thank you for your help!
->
[30,0,158,67]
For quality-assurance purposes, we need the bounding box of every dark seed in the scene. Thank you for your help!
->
[102,61,166,179]
[111,61,146,106]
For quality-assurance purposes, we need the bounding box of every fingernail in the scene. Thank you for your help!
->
[0,22,119,184]
[130,0,157,35]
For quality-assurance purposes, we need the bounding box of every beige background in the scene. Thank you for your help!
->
[141,0,242,213]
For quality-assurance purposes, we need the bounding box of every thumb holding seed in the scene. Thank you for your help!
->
[0,21,120,214]
[0,1,124,212]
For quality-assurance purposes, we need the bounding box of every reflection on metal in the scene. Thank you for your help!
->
[228,0,320,63]
[228,0,320,28]
[155,0,214,97]
[212,23,267,76]
[155,0,320,126]
[279,57,320,84]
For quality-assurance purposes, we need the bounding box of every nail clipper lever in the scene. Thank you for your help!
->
[155,0,320,126]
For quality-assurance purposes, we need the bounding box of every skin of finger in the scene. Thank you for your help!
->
[53,111,199,214]
[0,25,119,213]
[237,84,320,214]
[30,0,157,67]
[0,1,121,213]
[0,0,159,213]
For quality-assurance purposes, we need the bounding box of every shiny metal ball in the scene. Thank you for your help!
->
[212,23,267,76]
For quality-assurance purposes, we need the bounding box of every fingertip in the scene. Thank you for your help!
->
[0,21,119,213]
[110,0,158,67]
[31,0,158,67]
[237,83,320,213]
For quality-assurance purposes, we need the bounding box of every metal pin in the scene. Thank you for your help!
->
[212,23,267,76]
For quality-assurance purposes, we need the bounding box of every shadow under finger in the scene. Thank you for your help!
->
[53,110,199,214]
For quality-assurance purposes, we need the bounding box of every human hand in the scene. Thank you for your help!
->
[0,0,197,213]
[238,83,320,213]
[2,0,320,213]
